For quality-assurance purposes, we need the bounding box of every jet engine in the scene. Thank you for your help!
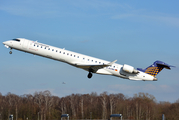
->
[122,64,139,74]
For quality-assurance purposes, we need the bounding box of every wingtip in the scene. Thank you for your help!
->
[107,60,117,65]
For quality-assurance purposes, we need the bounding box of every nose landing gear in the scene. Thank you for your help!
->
[9,48,12,54]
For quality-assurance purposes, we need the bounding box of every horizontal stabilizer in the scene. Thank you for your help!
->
[156,62,175,69]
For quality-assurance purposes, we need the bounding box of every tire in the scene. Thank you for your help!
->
[88,72,93,78]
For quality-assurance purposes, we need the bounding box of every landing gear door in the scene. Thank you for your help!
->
[23,40,29,49]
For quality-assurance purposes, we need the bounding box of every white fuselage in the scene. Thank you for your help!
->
[3,38,155,81]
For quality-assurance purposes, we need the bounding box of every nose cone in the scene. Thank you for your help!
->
[3,41,10,48]
[3,41,8,45]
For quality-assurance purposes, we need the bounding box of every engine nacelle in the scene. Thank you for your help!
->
[122,64,138,74]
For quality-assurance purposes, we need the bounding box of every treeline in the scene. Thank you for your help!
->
[0,91,179,120]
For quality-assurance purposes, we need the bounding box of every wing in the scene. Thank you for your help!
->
[72,60,117,72]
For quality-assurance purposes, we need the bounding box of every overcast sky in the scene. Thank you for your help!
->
[0,0,179,103]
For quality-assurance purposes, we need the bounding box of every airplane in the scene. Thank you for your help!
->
[3,38,174,81]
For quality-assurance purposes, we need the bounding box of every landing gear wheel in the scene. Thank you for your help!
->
[9,51,12,54]
[88,72,93,79]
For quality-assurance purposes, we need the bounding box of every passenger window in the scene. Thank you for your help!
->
[59,51,61,53]
[63,52,65,54]
[95,61,97,63]
[45,47,46,49]
[34,44,36,47]
[56,50,58,52]
[74,55,76,57]
[67,53,69,55]
[77,56,79,58]
[48,48,50,50]
[52,49,54,51]
[41,46,43,48]
[71,54,72,56]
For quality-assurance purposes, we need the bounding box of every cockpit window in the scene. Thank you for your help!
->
[12,39,20,42]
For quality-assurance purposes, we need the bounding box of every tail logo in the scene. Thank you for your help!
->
[145,66,163,77]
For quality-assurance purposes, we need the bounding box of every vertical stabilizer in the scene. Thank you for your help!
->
[137,61,174,77]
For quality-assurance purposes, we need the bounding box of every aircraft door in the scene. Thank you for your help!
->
[22,40,29,49]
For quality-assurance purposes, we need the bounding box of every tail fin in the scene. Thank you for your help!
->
[137,61,174,77]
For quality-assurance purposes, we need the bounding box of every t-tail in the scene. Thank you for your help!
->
[137,61,174,77]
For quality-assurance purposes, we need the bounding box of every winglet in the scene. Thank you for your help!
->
[107,60,117,66]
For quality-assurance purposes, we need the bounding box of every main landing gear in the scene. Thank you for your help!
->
[87,72,93,79]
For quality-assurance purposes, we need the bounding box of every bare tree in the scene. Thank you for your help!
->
[59,97,66,115]
[13,94,21,120]
[6,92,14,117]
[69,94,76,118]
[0,93,3,120]
[109,94,115,115]
[80,95,84,119]
[42,90,53,120]
[34,91,45,120]
[100,92,108,119]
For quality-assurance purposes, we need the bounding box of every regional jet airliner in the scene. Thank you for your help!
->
[3,38,174,81]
